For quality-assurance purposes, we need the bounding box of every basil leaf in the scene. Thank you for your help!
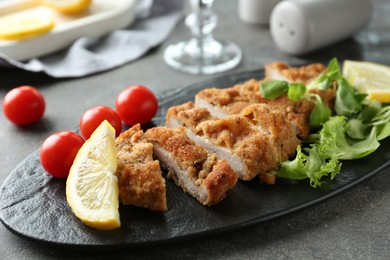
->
[260,80,288,99]
[288,83,306,101]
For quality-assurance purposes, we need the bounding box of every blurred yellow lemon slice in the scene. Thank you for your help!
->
[41,0,92,14]
[0,14,54,41]
[66,120,120,230]
[343,60,390,103]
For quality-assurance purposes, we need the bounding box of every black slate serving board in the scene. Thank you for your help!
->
[1,69,389,249]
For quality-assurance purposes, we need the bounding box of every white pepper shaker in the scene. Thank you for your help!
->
[270,0,372,55]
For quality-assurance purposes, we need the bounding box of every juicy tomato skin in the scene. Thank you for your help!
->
[80,106,122,139]
[116,85,158,126]
[40,131,85,178]
[3,85,45,126]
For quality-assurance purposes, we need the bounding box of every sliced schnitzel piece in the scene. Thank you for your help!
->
[240,104,300,162]
[195,84,312,138]
[167,102,300,162]
[195,76,335,139]
[195,62,327,116]
[144,126,238,206]
[265,61,327,84]
[194,79,265,117]
[166,102,289,184]
[115,124,167,211]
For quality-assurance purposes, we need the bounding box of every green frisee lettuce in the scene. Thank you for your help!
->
[268,57,389,188]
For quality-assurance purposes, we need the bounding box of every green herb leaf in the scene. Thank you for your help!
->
[334,78,362,116]
[346,119,369,139]
[275,57,389,189]
[276,145,342,188]
[288,83,306,101]
[309,94,332,129]
[359,100,381,123]
[307,57,342,90]
[307,73,329,90]
[260,80,289,99]
[371,105,390,126]
[317,116,380,160]
[276,146,308,181]
[277,114,380,188]
[326,57,342,79]
[376,123,390,141]
[371,106,390,140]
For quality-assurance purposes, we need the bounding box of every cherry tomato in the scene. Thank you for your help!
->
[80,106,122,139]
[40,131,85,178]
[116,85,158,126]
[3,85,45,126]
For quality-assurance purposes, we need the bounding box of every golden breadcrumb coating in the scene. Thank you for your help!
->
[167,103,293,184]
[167,102,214,132]
[240,104,300,161]
[265,61,327,84]
[115,124,167,211]
[195,79,266,115]
[144,126,238,206]
[195,78,335,139]
[196,115,279,182]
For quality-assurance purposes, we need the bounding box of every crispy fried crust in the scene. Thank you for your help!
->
[240,104,300,161]
[167,102,214,132]
[265,62,327,84]
[194,60,328,113]
[115,124,167,211]
[168,103,288,183]
[195,79,265,115]
[195,80,335,139]
[144,127,238,206]
[196,115,279,182]
[202,158,239,203]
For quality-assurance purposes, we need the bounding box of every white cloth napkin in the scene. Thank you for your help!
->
[0,0,184,78]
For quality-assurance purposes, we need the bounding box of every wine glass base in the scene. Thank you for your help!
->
[163,39,242,75]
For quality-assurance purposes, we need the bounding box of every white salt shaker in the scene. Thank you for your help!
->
[270,0,372,55]
[238,0,281,25]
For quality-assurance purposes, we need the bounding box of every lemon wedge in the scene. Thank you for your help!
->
[66,120,120,230]
[41,0,92,14]
[0,14,54,41]
[343,60,390,103]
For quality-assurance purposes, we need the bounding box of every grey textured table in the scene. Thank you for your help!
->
[1,0,389,259]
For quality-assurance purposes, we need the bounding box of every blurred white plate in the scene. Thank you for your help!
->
[0,0,139,60]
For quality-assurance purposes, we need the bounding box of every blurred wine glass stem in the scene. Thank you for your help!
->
[163,0,242,74]
[186,0,218,62]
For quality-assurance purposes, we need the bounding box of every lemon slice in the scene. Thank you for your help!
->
[0,14,54,41]
[343,60,390,103]
[66,120,120,230]
[41,0,92,14]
